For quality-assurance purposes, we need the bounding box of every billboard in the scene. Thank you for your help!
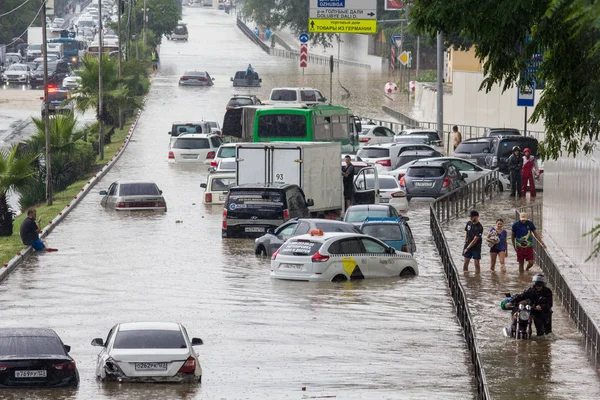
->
[385,0,405,10]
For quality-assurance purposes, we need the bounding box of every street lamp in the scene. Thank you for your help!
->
[41,0,53,205]
[143,0,147,46]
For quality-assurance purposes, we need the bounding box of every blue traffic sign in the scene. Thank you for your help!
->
[299,33,309,43]
[391,33,402,45]
[517,83,535,107]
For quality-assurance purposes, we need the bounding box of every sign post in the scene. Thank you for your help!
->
[299,33,309,73]
[309,0,377,34]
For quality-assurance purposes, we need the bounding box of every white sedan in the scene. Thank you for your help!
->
[271,231,418,282]
[355,174,408,213]
[384,156,491,184]
[92,322,204,383]
[358,125,396,146]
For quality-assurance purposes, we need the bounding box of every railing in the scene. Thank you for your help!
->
[516,205,600,363]
[430,207,491,400]
[432,170,501,224]
[516,204,543,230]
[269,47,372,69]
[236,18,270,54]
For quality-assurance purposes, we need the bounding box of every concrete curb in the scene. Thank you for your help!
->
[0,100,147,283]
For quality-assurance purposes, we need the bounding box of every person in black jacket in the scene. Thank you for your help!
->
[510,274,553,336]
[506,146,523,197]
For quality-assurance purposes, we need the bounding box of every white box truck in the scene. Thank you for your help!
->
[235,142,378,216]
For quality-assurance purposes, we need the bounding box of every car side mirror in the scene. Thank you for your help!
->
[91,338,104,347]
[259,78,262,83]
[208,167,216,173]
[388,247,396,254]
[64,345,71,353]
[99,190,107,195]
[322,97,327,102]
[159,190,163,194]
[462,173,468,179]
[266,228,274,234]
[212,77,215,81]
[230,77,233,81]
[191,338,203,346]
[306,198,314,207]
[200,183,207,189]
[167,131,171,135]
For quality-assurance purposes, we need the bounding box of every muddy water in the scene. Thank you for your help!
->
[442,193,600,399]
[0,6,475,399]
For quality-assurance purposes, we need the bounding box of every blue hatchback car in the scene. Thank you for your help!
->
[360,217,416,254]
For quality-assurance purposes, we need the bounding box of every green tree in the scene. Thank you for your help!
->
[134,0,180,45]
[0,0,42,45]
[0,145,38,236]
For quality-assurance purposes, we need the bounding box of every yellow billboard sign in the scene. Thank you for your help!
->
[308,19,377,34]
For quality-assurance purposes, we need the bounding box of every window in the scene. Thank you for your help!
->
[406,166,445,178]
[210,177,236,191]
[328,238,364,254]
[210,137,222,148]
[295,222,311,235]
[361,224,403,241]
[372,127,387,137]
[172,138,210,149]
[217,146,236,158]
[276,222,298,237]
[314,222,360,233]
[0,336,65,356]
[278,239,321,256]
[345,209,391,223]
[453,160,478,171]
[383,127,395,137]
[361,238,388,254]
[227,97,254,107]
[108,183,117,196]
[333,115,349,139]
[119,183,160,196]
[271,90,297,101]
[454,142,491,154]
[357,148,389,158]
[113,330,186,349]
[257,114,307,138]
[301,90,317,102]
[314,116,331,140]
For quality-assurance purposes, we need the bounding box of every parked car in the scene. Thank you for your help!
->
[179,70,214,86]
[358,125,396,146]
[389,156,492,185]
[211,143,237,167]
[343,204,400,226]
[167,23,188,41]
[222,183,314,238]
[200,172,236,204]
[394,128,442,146]
[268,87,326,104]
[209,157,235,173]
[254,218,360,256]
[400,159,467,200]
[62,71,82,90]
[483,127,521,137]
[355,174,408,213]
[168,133,222,164]
[270,231,418,282]
[485,136,539,173]
[382,150,441,180]
[206,120,221,135]
[99,180,167,211]
[230,70,261,87]
[357,143,441,172]
[2,63,31,84]
[202,0,213,6]
[452,137,495,167]
[360,217,416,254]
[30,60,69,88]
[225,94,262,110]
[168,121,213,144]
[0,328,79,387]
[499,160,544,192]
[41,89,73,117]
[92,322,203,383]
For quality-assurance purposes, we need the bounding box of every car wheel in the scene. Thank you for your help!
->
[255,245,266,256]
[221,230,227,238]
[400,267,416,277]
[332,274,347,282]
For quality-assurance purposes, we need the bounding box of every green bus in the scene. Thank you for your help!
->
[222,104,361,153]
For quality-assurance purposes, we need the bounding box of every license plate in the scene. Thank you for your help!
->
[281,264,303,270]
[245,227,265,233]
[15,370,47,378]
[414,181,434,187]
[219,195,227,201]
[182,154,198,160]
[135,362,167,371]
[379,197,390,203]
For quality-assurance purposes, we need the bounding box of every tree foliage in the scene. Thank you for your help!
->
[0,0,42,45]
[134,0,180,45]
[410,0,600,160]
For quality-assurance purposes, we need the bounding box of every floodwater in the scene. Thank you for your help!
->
[0,6,475,400]
[442,192,600,399]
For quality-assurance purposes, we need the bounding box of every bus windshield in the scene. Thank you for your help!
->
[257,114,307,138]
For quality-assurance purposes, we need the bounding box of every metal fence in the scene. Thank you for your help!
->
[236,18,270,53]
[516,204,600,363]
[430,206,492,400]
[432,170,501,224]
[269,47,372,69]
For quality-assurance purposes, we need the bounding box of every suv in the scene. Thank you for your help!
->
[168,23,188,41]
[168,121,212,146]
[394,129,442,146]
[483,128,521,137]
[268,87,327,104]
[485,136,539,173]
[453,137,495,167]
[41,89,73,117]
[168,133,223,164]
[223,183,314,238]
[226,94,262,110]
[30,60,69,88]
[357,143,441,171]
[401,159,467,200]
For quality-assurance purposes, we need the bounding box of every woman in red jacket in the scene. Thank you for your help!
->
[521,148,539,197]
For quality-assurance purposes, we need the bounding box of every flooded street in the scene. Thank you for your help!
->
[0,6,475,400]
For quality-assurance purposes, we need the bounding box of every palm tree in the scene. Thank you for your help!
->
[0,145,39,236]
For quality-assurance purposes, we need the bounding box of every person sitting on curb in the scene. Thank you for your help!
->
[20,209,58,252]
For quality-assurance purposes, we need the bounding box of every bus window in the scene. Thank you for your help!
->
[257,114,306,138]
[333,115,349,139]
[314,116,331,140]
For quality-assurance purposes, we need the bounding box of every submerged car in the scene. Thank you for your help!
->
[179,70,214,86]
[92,322,203,383]
[99,180,167,211]
[231,70,261,87]
[0,328,79,388]
[343,204,400,226]
[400,159,467,200]
[41,89,73,117]
[360,217,416,254]
[168,133,223,164]
[168,23,188,41]
[271,231,418,282]
[200,172,236,204]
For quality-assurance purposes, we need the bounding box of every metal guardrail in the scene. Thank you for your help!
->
[516,204,600,363]
[236,18,270,53]
[433,170,501,224]
[269,47,372,69]
[430,207,491,400]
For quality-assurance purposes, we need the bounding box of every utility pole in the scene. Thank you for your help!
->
[41,0,53,205]
[436,31,444,143]
[143,0,147,47]
[126,0,132,60]
[416,35,420,77]
[98,0,104,159]
[118,0,123,129]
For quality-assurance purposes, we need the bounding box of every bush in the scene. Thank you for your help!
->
[414,70,437,82]
[18,175,46,211]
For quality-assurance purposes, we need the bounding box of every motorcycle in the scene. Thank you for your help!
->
[502,293,533,340]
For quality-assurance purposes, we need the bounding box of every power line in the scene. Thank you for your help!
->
[0,0,33,18]
[4,1,44,47]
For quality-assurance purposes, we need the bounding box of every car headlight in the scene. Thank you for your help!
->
[21,74,27,78]
[71,57,77,63]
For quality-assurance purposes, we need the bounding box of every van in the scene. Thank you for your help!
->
[485,136,539,173]
[268,87,327,104]
[223,183,314,238]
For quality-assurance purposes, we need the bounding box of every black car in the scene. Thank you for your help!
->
[0,328,79,388]
[30,60,69,89]
[225,94,262,110]
[483,128,521,137]
[401,159,467,200]
[253,218,361,256]
[453,137,495,167]
[485,136,539,173]
[223,183,314,238]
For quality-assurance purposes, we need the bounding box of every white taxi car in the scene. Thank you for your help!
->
[271,231,418,282]
[91,322,203,383]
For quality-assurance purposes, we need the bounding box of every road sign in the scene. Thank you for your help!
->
[398,51,410,66]
[391,33,402,47]
[300,44,308,68]
[299,33,309,43]
[517,83,535,107]
[309,0,377,34]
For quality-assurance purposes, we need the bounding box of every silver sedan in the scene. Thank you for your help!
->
[99,181,167,211]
